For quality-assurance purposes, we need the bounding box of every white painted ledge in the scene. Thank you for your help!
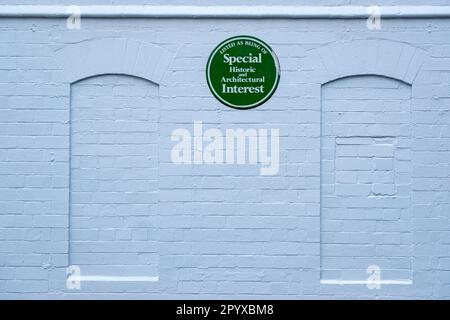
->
[68,275,159,282]
[320,279,413,285]
[0,5,450,19]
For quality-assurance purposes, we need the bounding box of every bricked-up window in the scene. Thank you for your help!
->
[69,75,159,281]
[320,75,412,282]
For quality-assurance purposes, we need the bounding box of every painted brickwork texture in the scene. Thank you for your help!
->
[0,13,450,299]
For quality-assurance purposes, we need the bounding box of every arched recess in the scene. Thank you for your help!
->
[54,38,174,286]
[299,39,428,285]
[55,38,174,85]
[69,74,159,280]
[306,39,426,85]
[320,74,413,282]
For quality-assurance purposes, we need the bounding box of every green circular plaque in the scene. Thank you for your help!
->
[206,35,280,110]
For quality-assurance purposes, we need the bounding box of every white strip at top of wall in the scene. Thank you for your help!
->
[0,5,450,19]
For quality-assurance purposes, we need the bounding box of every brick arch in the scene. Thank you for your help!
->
[306,39,427,85]
[55,38,174,85]
[301,40,429,287]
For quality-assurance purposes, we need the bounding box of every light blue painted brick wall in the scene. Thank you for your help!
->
[0,1,450,299]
